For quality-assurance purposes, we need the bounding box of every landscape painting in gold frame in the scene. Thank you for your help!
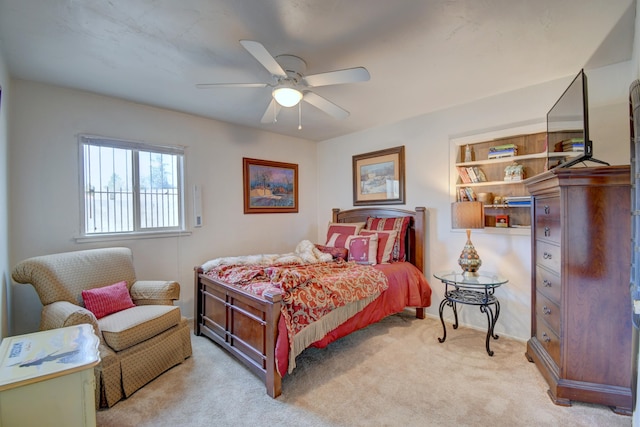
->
[352,146,405,206]
[243,157,298,214]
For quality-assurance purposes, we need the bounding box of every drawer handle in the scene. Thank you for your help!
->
[544,227,550,237]
[544,205,550,215]
[543,252,552,260]
[543,306,551,315]
[542,332,551,343]
[543,279,552,287]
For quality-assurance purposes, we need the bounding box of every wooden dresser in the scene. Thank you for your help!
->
[524,165,632,415]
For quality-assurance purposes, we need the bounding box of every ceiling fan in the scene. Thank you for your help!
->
[196,40,370,126]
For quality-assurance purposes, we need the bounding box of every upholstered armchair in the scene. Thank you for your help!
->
[11,247,192,408]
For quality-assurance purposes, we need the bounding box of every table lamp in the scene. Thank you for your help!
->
[451,201,485,276]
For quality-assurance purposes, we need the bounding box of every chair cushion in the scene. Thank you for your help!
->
[99,305,181,352]
[82,281,135,319]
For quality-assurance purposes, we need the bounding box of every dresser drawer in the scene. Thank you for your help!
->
[536,290,560,334]
[534,196,560,221]
[534,196,561,244]
[536,320,560,366]
[536,240,561,273]
[536,266,561,303]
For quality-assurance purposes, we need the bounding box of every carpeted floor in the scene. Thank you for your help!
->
[96,311,632,427]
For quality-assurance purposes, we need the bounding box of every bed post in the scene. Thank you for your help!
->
[194,266,204,335]
[414,207,426,319]
[263,290,283,398]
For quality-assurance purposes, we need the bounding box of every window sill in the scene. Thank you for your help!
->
[75,230,192,243]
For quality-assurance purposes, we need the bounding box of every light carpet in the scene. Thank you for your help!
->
[96,311,632,427]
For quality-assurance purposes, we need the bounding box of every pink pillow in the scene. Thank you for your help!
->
[365,216,410,261]
[325,222,365,245]
[326,233,354,249]
[82,281,135,319]
[347,234,378,265]
[360,230,398,264]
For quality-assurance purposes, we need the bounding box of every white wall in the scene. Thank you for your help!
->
[317,61,633,342]
[0,43,10,339]
[8,80,318,334]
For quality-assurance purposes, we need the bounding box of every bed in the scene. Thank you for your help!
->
[194,206,431,398]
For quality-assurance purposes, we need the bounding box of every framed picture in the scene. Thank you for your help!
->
[243,158,298,214]
[353,146,405,205]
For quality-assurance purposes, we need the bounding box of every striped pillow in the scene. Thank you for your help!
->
[325,222,366,245]
[365,216,410,261]
[360,229,398,264]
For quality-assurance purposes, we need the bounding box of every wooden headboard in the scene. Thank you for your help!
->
[332,207,426,273]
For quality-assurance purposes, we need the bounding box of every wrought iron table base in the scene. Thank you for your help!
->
[438,288,501,356]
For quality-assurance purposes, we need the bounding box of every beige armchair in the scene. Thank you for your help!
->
[12,247,192,408]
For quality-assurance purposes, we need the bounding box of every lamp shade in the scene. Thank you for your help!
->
[273,87,303,107]
[451,201,485,229]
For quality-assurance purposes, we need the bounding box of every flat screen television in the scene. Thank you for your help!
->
[547,69,608,169]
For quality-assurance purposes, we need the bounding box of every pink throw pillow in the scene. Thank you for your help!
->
[326,233,354,249]
[360,230,398,264]
[325,222,365,245]
[347,234,378,265]
[82,281,135,319]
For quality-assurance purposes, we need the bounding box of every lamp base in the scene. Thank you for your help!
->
[461,270,480,277]
[458,230,482,277]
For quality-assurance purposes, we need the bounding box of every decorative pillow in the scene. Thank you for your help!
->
[326,232,355,249]
[325,222,366,245]
[365,216,411,261]
[360,229,398,264]
[315,244,349,261]
[82,281,135,319]
[347,234,378,265]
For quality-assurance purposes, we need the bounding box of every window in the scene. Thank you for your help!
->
[80,135,185,237]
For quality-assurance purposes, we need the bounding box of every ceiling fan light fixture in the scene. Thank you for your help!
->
[273,87,303,107]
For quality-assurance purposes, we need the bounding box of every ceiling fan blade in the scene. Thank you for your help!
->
[239,40,287,78]
[196,83,267,89]
[302,91,349,119]
[303,67,370,87]
[261,98,282,123]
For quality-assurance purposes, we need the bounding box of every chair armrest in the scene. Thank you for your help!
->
[130,280,180,306]
[40,301,100,336]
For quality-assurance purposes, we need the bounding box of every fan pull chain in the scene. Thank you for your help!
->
[298,102,302,130]
[273,101,277,123]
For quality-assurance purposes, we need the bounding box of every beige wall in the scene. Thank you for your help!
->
[8,80,318,334]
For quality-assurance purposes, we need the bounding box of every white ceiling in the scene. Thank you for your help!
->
[0,0,636,141]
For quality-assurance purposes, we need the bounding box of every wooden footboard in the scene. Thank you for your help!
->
[194,267,283,397]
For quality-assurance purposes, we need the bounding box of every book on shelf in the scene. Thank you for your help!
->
[466,167,478,182]
[487,148,517,159]
[554,138,584,152]
[457,167,472,183]
[489,143,517,152]
[504,195,531,207]
[473,167,487,182]
[464,187,476,201]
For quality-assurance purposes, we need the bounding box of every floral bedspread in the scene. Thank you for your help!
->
[204,261,388,367]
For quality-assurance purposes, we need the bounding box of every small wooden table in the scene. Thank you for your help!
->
[0,324,100,427]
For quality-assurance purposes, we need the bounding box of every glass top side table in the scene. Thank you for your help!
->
[433,270,508,356]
